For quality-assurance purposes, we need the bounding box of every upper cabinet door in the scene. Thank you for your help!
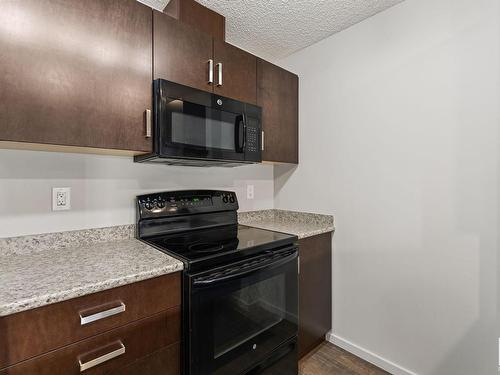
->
[213,40,257,105]
[154,12,213,93]
[0,0,153,153]
[257,59,299,164]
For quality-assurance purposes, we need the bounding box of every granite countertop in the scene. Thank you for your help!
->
[238,209,334,239]
[0,225,183,317]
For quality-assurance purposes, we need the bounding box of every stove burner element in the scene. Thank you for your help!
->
[189,243,224,253]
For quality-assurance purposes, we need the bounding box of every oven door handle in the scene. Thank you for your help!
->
[192,249,298,287]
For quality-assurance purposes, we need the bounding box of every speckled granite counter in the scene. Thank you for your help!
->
[0,225,183,317]
[238,209,334,239]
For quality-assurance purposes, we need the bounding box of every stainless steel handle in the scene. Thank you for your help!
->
[208,59,214,84]
[216,62,223,86]
[261,130,265,151]
[80,302,126,325]
[79,342,125,372]
[145,109,152,138]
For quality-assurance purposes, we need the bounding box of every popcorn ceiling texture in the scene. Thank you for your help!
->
[195,0,405,60]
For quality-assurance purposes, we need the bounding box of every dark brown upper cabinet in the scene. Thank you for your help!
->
[154,12,257,105]
[153,11,213,94]
[0,0,153,154]
[257,59,299,164]
[213,40,257,105]
[164,0,225,41]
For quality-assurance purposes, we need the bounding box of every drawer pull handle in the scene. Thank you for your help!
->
[79,342,125,372]
[79,302,126,325]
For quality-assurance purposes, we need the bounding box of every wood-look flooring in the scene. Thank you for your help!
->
[299,342,390,375]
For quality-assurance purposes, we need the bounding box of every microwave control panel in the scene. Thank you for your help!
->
[245,116,261,162]
[246,126,258,153]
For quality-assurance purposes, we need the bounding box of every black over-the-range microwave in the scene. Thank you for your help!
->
[134,80,262,167]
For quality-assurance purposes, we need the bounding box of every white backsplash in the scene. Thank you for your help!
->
[0,149,274,237]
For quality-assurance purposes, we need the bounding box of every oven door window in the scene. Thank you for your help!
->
[160,98,246,160]
[189,254,298,375]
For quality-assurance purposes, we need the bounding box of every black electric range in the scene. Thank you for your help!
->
[137,190,299,375]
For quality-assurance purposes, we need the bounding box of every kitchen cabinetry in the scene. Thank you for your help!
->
[154,12,257,105]
[298,233,332,358]
[0,0,153,154]
[0,0,297,159]
[164,0,225,41]
[213,39,257,104]
[154,11,213,93]
[257,59,299,164]
[0,273,181,374]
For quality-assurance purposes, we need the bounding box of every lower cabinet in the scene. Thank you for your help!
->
[0,273,181,374]
[298,233,333,358]
[0,309,180,375]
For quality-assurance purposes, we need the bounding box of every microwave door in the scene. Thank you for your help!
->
[160,98,246,162]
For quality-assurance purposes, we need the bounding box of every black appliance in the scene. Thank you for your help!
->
[136,190,299,375]
[135,80,262,167]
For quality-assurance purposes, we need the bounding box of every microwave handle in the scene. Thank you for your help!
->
[192,249,298,287]
[235,115,245,153]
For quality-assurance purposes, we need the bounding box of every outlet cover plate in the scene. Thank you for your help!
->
[247,184,255,200]
[52,187,71,211]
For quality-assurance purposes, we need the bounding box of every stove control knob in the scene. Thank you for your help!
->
[144,202,154,210]
[222,196,229,203]
[157,201,165,208]
[229,195,235,203]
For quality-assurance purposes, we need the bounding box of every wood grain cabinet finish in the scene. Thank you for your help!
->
[0,0,153,153]
[0,309,180,375]
[153,11,214,93]
[213,40,257,105]
[257,59,299,164]
[164,0,225,41]
[154,12,257,105]
[0,273,181,368]
[298,233,332,358]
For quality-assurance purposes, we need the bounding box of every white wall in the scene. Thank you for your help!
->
[276,0,499,374]
[0,149,274,238]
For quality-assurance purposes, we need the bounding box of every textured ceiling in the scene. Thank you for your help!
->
[137,0,170,11]
[195,0,404,61]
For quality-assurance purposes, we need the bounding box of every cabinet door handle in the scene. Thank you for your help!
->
[79,341,125,372]
[145,109,152,138]
[261,130,265,151]
[208,59,214,84]
[79,302,126,325]
[216,62,223,86]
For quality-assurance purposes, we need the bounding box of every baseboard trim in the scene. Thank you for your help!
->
[326,332,418,375]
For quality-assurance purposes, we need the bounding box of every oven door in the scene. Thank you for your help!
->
[158,96,247,162]
[188,248,299,375]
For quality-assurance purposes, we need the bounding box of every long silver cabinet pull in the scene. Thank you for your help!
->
[261,131,265,151]
[208,59,214,84]
[145,109,152,138]
[80,302,126,325]
[79,342,125,372]
[216,62,223,86]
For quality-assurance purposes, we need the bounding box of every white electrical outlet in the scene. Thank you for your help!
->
[52,187,71,211]
[247,184,254,200]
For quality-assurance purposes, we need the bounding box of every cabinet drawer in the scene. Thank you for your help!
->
[118,344,180,375]
[0,273,181,368]
[0,308,180,375]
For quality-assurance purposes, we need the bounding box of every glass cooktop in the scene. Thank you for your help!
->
[144,224,296,264]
